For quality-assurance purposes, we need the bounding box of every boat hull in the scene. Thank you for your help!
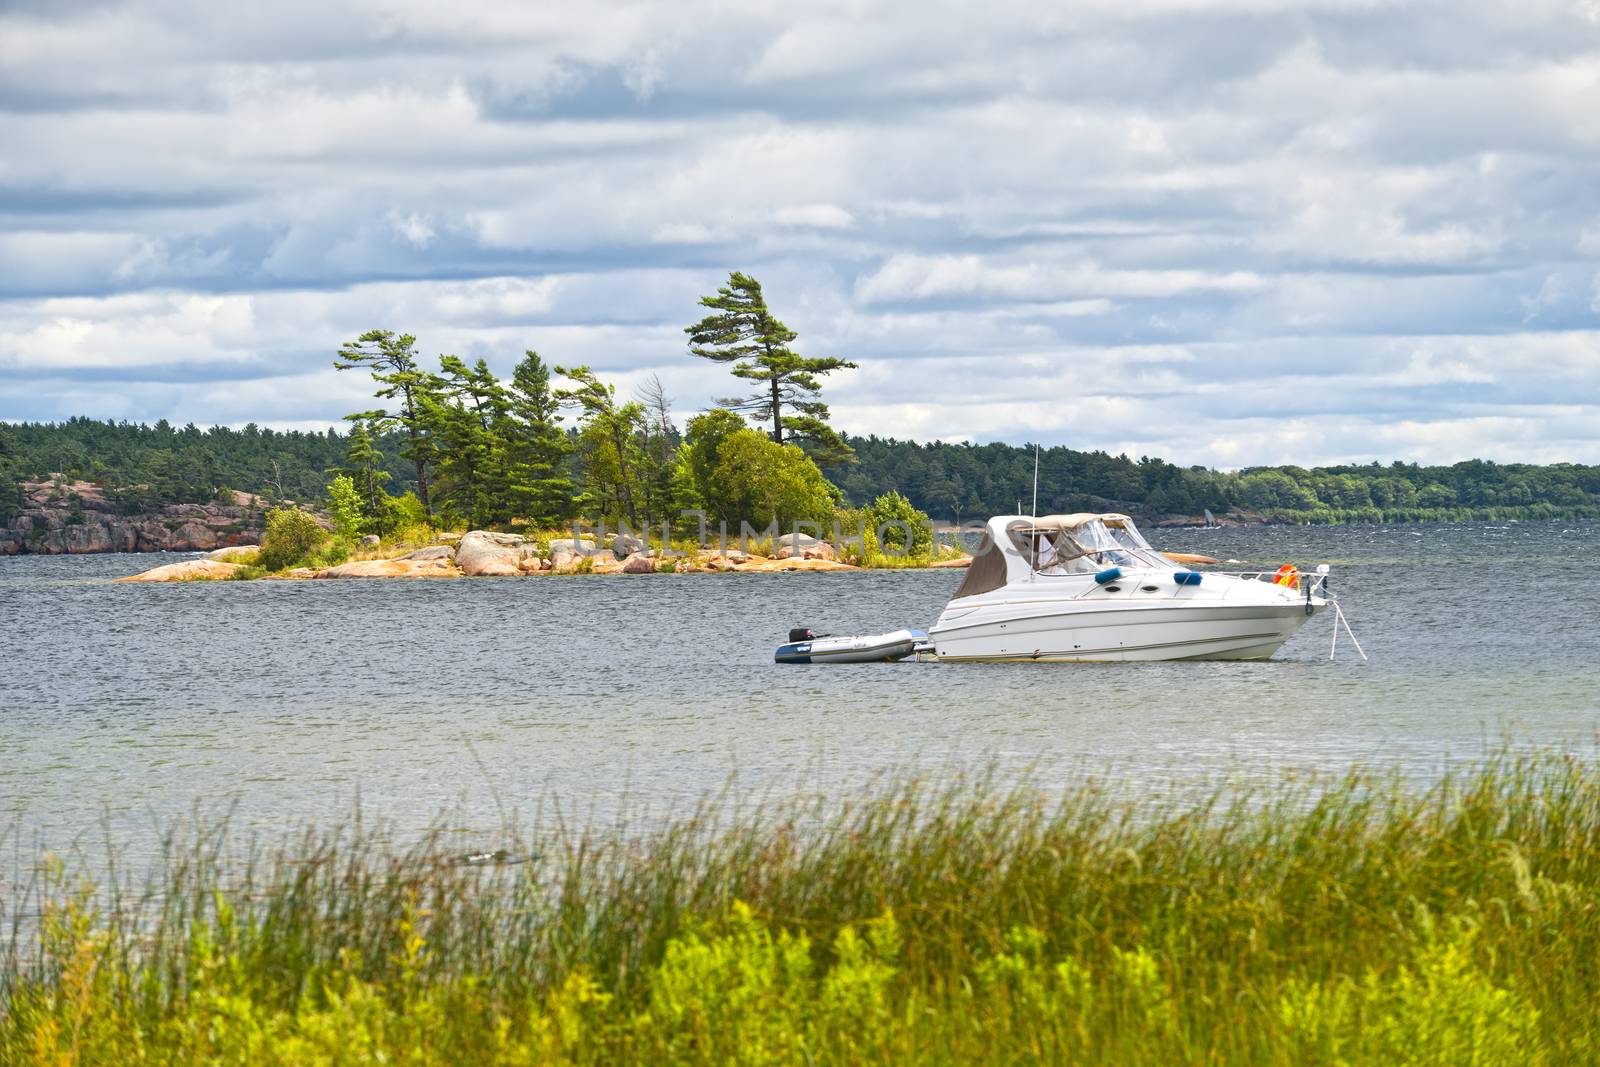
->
[930,602,1318,662]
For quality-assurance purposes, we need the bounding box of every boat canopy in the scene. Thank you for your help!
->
[1029,513,1151,546]
[951,514,1170,600]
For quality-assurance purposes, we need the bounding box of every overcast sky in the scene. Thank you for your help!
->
[3,0,1599,467]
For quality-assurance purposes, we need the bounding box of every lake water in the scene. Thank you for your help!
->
[4,521,1598,859]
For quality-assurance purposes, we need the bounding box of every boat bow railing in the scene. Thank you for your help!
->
[1214,568,1366,660]
[1215,568,1331,599]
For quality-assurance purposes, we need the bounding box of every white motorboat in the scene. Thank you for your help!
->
[928,513,1328,662]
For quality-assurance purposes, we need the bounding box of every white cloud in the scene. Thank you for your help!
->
[855,254,1263,304]
[2,292,261,370]
[1580,222,1600,255]
[775,204,856,229]
[386,211,437,249]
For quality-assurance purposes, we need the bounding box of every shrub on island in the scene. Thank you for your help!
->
[258,507,332,571]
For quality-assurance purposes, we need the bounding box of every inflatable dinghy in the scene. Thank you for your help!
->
[775,627,924,665]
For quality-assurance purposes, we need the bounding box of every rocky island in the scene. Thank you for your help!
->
[1,478,267,555]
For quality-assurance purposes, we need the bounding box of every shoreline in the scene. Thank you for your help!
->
[112,533,978,582]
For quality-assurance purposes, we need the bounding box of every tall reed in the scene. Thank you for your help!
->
[4,751,1598,1063]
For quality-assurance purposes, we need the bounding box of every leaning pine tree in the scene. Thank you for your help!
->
[685,271,857,465]
[334,330,437,518]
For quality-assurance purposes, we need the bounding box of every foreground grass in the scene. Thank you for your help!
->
[5,754,1599,1064]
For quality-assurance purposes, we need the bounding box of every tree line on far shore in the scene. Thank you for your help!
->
[825,440,1600,527]
[4,270,1600,530]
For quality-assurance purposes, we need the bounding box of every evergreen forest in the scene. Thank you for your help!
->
[7,414,1600,529]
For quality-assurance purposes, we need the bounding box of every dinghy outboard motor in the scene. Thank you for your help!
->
[789,627,816,643]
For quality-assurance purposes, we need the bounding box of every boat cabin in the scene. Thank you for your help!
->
[952,513,1176,599]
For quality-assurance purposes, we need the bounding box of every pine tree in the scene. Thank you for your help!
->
[0,424,21,522]
[426,355,512,529]
[685,272,857,464]
[334,330,437,517]
[505,351,576,527]
[555,366,645,527]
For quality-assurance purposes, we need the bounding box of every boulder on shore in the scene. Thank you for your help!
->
[929,555,974,569]
[610,532,645,558]
[404,545,455,561]
[548,538,596,571]
[692,551,758,572]
[116,559,240,583]
[455,530,530,577]
[621,551,657,574]
[773,533,836,561]
[319,558,459,579]
[206,545,261,563]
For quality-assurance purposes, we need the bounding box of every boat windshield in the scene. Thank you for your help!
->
[1109,516,1156,552]
[1023,517,1172,574]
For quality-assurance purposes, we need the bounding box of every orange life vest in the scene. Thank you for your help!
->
[1273,564,1299,590]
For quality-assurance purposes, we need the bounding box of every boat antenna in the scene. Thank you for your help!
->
[1031,442,1040,521]
[1030,442,1040,577]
